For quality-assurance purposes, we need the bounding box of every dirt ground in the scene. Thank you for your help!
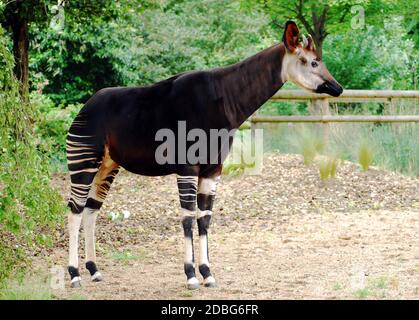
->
[39,153,418,299]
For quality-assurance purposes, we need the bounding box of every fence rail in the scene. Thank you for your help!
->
[249,90,419,125]
[271,89,419,101]
[251,115,419,123]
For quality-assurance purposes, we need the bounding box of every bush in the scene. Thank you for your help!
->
[33,93,82,171]
[0,27,64,286]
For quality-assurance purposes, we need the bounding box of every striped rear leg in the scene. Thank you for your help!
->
[67,133,100,287]
[197,175,220,287]
[83,153,119,283]
[177,175,200,290]
[67,135,118,287]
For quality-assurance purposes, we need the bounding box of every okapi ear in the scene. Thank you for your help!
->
[305,34,314,51]
[283,21,300,52]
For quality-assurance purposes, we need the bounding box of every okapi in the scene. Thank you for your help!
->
[66,21,342,289]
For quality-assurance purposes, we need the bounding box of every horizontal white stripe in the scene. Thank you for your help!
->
[181,208,196,217]
[69,168,99,175]
[198,177,220,195]
[68,133,94,138]
[198,210,212,218]
[67,157,98,164]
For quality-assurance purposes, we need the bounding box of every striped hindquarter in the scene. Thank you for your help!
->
[66,124,120,287]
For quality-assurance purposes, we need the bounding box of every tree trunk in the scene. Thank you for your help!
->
[311,35,323,58]
[11,15,29,101]
[294,1,328,59]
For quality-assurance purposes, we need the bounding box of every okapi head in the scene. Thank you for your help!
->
[281,21,343,97]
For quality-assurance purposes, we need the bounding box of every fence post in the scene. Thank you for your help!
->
[388,97,400,133]
[309,97,330,142]
[249,110,259,168]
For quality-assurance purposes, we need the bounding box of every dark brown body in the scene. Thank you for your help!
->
[68,44,286,178]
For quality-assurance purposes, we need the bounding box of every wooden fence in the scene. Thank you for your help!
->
[249,90,419,125]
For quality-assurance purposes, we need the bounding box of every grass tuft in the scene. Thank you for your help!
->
[0,278,52,300]
[316,155,340,180]
[358,140,374,171]
[110,248,147,265]
[353,288,371,299]
[298,132,324,165]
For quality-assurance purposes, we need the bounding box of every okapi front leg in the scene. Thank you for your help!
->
[177,175,200,290]
[197,175,220,287]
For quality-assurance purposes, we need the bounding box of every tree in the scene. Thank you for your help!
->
[29,0,274,104]
[240,0,406,58]
[1,0,33,99]
[0,0,117,100]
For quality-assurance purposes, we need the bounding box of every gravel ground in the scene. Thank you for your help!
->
[40,153,418,299]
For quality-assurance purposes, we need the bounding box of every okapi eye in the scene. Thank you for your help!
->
[311,61,319,68]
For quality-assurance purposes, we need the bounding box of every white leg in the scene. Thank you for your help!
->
[83,208,97,262]
[68,213,82,287]
[182,209,200,290]
[83,208,103,281]
[198,211,216,287]
[197,176,220,287]
[198,211,211,267]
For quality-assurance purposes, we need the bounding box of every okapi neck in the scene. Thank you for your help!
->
[215,43,286,128]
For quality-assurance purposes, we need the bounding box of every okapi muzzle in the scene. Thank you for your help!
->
[316,79,343,97]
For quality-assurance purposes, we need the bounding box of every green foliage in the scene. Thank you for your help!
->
[0,277,52,300]
[110,249,147,265]
[33,93,82,170]
[353,288,371,299]
[29,1,122,104]
[324,20,416,90]
[371,124,418,176]
[0,27,64,285]
[30,0,275,104]
[262,101,305,116]
[20,0,418,105]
